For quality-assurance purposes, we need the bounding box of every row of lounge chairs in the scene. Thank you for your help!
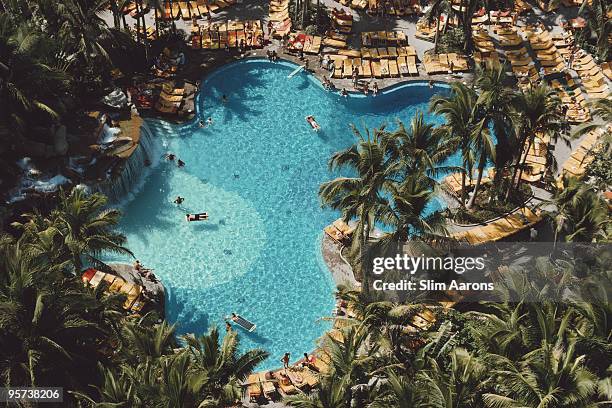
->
[190,20,264,49]
[287,32,322,54]
[550,78,591,123]
[82,268,146,312]
[331,8,353,34]
[270,0,292,38]
[559,128,603,179]
[157,0,236,21]
[572,54,610,99]
[496,27,540,91]
[365,0,421,16]
[323,31,349,49]
[452,207,541,245]
[155,82,185,114]
[324,218,355,244]
[338,0,367,10]
[422,52,470,74]
[525,28,566,77]
[245,353,330,401]
[331,55,419,78]
[361,30,408,47]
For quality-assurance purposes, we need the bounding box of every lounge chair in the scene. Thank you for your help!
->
[274,372,298,396]
[371,60,382,78]
[398,56,408,75]
[361,59,372,77]
[380,59,390,77]
[389,59,399,77]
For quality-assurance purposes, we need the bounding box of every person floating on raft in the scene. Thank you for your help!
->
[186,213,208,222]
[306,115,321,132]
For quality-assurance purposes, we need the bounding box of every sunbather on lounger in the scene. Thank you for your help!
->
[186,213,208,221]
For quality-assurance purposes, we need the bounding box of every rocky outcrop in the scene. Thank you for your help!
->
[109,263,165,313]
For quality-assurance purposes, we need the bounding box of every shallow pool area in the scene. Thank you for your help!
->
[109,59,452,369]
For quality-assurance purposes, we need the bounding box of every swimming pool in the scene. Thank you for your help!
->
[112,59,451,369]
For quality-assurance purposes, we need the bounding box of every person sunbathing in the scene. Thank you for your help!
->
[186,213,208,221]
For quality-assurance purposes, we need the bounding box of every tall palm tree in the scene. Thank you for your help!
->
[285,376,349,408]
[182,327,269,402]
[430,82,479,206]
[375,171,447,250]
[384,113,455,182]
[510,85,567,195]
[547,177,610,243]
[469,64,516,208]
[578,0,610,61]
[483,342,601,407]
[465,116,495,209]
[0,241,105,389]
[573,97,612,154]
[0,15,69,139]
[426,0,453,53]
[417,348,487,407]
[319,126,400,288]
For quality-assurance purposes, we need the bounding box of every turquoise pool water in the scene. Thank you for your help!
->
[112,59,450,369]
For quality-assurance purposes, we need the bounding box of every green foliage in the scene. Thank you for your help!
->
[586,149,612,188]
[437,27,466,53]
[0,191,268,407]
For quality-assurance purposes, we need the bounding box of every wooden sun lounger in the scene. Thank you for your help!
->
[398,56,408,75]
[274,372,298,396]
[371,60,382,77]
[389,59,399,77]
[361,59,372,77]
[407,55,418,75]
[380,59,390,77]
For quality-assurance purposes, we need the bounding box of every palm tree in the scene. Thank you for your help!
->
[384,113,455,182]
[483,342,601,407]
[547,177,610,243]
[0,241,105,389]
[430,82,479,207]
[469,64,516,208]
[465,116,495,209]
[0,15,69,139]
[417,348,487,407]
[182,327,268,403]
[319,126,400,288]
[285,376,349,408]
[51,189,133,271]
[120,319,178,361]
[426,0,453,53]
[375,171,447,250]
[510,85,567,195]
[369,369,418,408]
[573,97,612,154]
[578,0,610,61]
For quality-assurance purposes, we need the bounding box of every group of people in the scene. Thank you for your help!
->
[280,352,318,372]
[266,49,279,62]
[134,260,157,283]
[165,153,185,168]
[199,116,213,128]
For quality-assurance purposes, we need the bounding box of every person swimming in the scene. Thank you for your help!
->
[166,153,176,161]
[206,117,213,126]
[177,159,185,168]
[199,120,205,128]
[173,196,184,204]
[222,94,228,103]
[341,88,348,97]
